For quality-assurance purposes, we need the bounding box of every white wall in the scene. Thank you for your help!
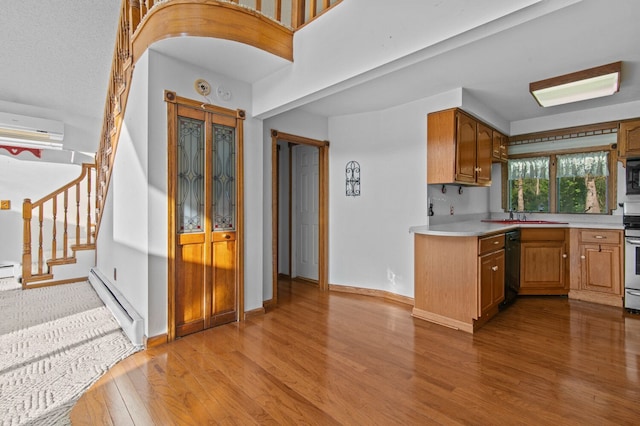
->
[427,184,490,219]
[97,49,265,337]
[327,90,465,297]
[97,52,150,334]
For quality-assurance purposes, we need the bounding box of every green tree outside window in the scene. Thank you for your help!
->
[508,151,608,214]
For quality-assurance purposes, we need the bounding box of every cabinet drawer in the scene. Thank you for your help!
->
[579,229,621,244]
[520,228,566,241]
[479,234,504,255]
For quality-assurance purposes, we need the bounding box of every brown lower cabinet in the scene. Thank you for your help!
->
[479,235,505,316]
[569,228,623,307]
[412,226,624,334]
[412,232,504,333]
[519,228,569,295]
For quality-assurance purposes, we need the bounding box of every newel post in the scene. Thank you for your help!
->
[22,198,32,287]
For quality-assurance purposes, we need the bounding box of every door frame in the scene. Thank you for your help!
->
[271,130,329,304]
[165,90,245,342]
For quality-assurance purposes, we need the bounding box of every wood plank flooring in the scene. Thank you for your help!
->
[71,279,640,425]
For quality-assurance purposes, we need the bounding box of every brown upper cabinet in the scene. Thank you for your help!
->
[427,108,499,186]
[492,130,508,163]
[618,118,640,161]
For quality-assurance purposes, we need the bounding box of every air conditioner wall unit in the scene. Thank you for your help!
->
[0,111,64,150]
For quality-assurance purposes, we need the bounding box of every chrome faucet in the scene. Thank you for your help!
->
[514,211,527,221]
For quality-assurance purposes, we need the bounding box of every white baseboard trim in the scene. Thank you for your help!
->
[89,267,144,348]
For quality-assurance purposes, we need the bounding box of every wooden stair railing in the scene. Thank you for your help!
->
[22,163,97,289]
[94,0,341,237]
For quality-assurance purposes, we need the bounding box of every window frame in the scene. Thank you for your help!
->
[502,144,618,214]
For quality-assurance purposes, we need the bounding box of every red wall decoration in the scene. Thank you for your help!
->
[0,145,42,158]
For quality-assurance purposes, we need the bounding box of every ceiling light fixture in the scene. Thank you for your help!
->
[530,61,621,107]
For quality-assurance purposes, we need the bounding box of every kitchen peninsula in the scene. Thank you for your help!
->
[410,218,623,333]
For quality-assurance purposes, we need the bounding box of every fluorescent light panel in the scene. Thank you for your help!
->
[530,61,621,107]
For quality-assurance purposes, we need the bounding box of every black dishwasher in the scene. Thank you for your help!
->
[499,230,520,310]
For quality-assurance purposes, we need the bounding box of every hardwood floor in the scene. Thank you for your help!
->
[71,279,640,425]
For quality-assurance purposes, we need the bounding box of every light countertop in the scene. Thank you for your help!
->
[410,219,623,237]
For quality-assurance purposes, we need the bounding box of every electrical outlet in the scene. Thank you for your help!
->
[0,200,10,210]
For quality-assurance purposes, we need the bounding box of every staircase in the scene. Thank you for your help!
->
[21,163,96,288]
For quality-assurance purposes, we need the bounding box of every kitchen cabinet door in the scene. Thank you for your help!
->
[580,244,621,295]
[455,111,477,183]
[569,229,623,307]
[492,130,508,163]
[476,122,493,185]
[618,119,640,159]
[520,241,568,295]
[479,250,505,316]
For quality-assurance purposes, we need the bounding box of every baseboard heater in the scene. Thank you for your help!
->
[89,267,144,348]
[0,262,15,279]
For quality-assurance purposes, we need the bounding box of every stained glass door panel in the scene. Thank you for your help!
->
[177,117,205,233]
[175,110,207,336]
[210,122,237,325]
[212,124,235,231]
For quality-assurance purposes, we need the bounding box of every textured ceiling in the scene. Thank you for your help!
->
[0,0,120,120]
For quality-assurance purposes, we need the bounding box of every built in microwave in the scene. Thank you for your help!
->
[626,159,640,195]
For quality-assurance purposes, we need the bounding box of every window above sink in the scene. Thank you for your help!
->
[503,121,620,216]
[506,148,616,215]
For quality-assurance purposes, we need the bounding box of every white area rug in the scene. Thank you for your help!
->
[0,281,139,425]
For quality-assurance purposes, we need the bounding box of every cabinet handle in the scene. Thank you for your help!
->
[493,241,499,245]
[594,235,606,239]
[562,254,568,258]
[224,234,231,240]
[491,266,499,272]
[580,255,586,259]
[475,167,482,172]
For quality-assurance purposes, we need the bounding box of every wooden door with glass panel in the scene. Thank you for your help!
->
[172,103,241,338]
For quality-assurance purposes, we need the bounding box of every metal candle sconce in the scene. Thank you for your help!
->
[346,161,361,197]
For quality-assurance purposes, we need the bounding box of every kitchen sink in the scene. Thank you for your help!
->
[481,219,568,225]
